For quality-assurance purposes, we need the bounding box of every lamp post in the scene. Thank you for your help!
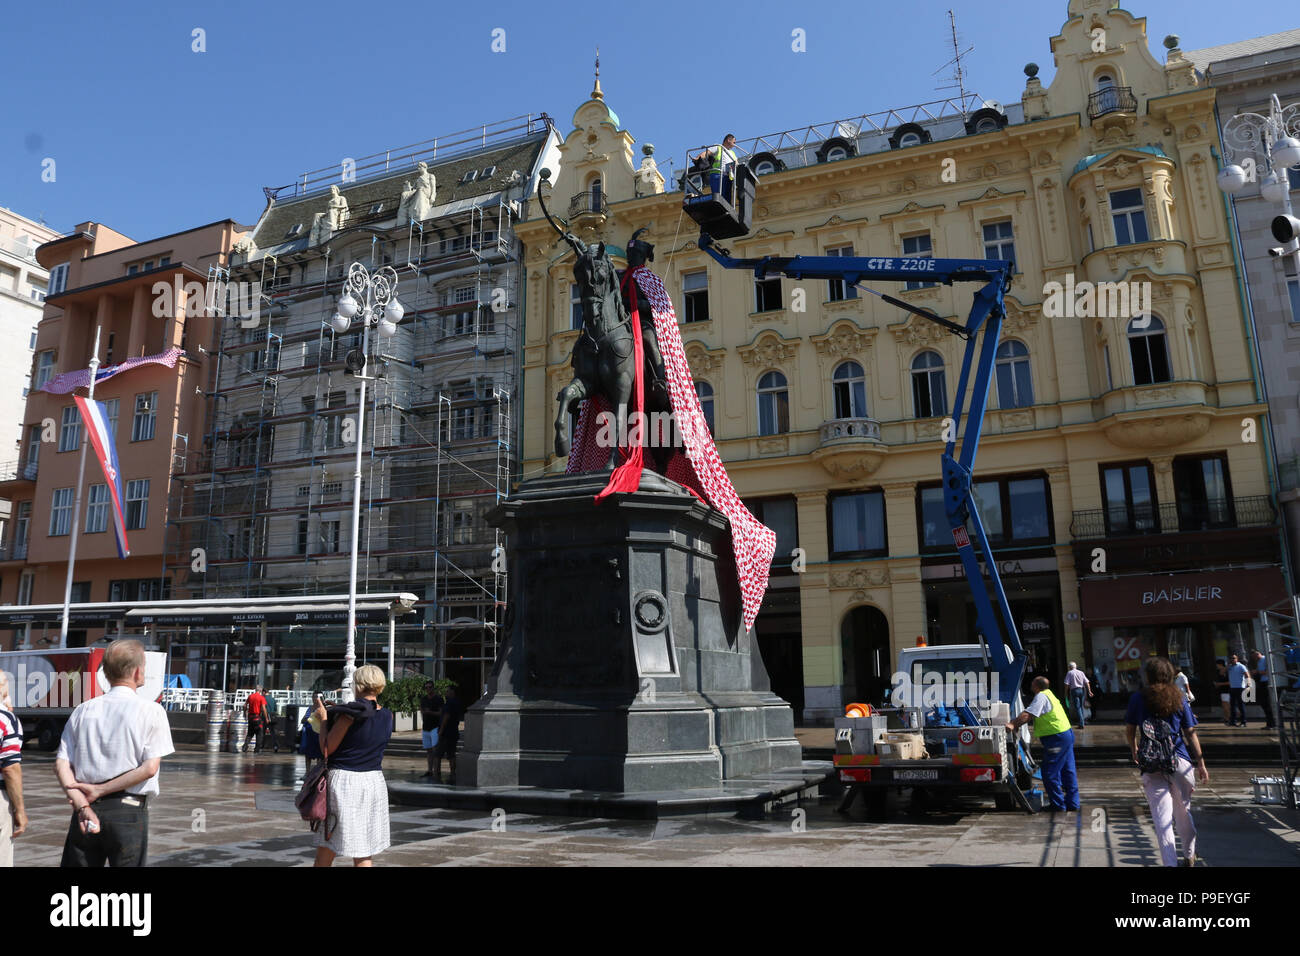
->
[331,262,402,701]
[1216,94,1300,272]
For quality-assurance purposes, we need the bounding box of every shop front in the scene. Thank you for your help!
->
[922,556,1063,701]
[1079,567,1289,705]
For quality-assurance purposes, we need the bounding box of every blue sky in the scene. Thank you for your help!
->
[2,0,1286,242]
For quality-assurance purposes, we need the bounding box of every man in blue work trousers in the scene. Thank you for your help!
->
[1006,676,1079,812]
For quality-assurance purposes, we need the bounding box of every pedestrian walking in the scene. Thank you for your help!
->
[1125,656,1208,867]
[1249,650,1275,730]
[1214,660,1231,724]
[299,698,323,761]
[1006,676,1079,812]
[0,672,27,867]
[1063,661,1092,728]
[433,684,462,785]
[419,682,443,779]
[244,686,269,752]
[1227,654,1249,727]
[55,639,175,867]
[1173,663,1195,708]
[311,665,394,867]
[263,689,281,753]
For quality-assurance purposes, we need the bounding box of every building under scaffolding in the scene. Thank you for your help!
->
[164,115,561,697]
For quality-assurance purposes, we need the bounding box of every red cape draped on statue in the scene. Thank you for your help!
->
[566,265,776,631]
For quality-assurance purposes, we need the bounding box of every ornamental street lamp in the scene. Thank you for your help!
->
[332,262,402,701]
[1216,93,1300,272]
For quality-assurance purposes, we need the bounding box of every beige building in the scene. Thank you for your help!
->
[520,0,1286,722]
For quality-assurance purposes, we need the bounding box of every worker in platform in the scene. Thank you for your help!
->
[695,134,739,204]
[1006,676,1080,812]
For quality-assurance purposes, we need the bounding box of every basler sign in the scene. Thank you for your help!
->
[1079,568,1287,625]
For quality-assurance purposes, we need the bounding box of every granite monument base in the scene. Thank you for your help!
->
[461,469,801,793]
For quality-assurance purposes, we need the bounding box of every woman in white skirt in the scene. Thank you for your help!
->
[311,665,395,867]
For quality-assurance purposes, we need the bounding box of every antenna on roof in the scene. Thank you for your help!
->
[933,9,974,118]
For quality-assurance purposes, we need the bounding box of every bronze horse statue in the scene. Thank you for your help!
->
[540,172,637,468]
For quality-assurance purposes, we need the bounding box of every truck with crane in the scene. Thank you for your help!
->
[682,161,1043,813]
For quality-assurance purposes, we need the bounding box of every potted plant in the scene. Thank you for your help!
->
[379,675,429,732]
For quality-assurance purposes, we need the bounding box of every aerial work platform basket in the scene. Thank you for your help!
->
[682,161,756,240]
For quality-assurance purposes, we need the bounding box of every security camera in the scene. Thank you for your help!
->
[1269,247,1286,257]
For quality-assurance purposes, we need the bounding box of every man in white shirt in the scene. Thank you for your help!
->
[55,639,174,867]
[1063,661,1093,729]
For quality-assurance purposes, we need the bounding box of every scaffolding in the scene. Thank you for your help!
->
[1256,602,1300,809]
[163,120,551,693]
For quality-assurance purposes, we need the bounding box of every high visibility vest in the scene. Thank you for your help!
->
[711,145,736,172]
[1032,689,1071,738]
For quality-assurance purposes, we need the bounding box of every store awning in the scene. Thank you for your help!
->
[1079,567,1289,626]
[0,593,420,628]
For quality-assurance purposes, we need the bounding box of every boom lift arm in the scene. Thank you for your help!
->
[695,232,1028,709]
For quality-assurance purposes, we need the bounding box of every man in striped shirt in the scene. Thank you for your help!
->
[1,670,28,867]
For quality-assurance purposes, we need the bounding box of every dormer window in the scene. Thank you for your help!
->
[461,169,478,184]
[369,203,385,215]
[284,223,304,239]
[481,166,496,179]
[889,123,932,150]
[750,152,784,176]
[816,137,856,164]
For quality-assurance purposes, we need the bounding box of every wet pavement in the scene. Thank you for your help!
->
[9,745,1298,866]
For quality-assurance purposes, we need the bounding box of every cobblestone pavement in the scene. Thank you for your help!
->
[10,747,1299,867]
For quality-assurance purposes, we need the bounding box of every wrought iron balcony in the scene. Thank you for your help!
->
[568,190,609,219]
[1070,496,1276,539]
[0,459,37,482]
[1088,86,1138,121]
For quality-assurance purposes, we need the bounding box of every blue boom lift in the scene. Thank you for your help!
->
[685,167,1040,809]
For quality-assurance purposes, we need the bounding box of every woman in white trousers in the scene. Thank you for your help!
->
[1124,657,1209,867]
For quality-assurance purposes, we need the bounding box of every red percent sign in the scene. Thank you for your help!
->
[1113,636,1141,660]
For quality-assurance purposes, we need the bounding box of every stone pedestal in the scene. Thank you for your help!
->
[461,470,801,792]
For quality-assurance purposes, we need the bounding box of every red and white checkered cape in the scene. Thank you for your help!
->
[567,265,775,631]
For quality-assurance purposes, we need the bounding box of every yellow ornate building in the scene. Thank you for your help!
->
[517,0,1287,721]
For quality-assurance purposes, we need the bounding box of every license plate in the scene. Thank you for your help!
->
[894,769,940,781]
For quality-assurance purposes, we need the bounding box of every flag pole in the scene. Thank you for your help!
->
[59,325,102,648]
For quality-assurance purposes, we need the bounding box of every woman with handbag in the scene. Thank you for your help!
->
[309,665,394,867]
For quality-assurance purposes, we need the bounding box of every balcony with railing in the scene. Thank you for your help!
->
[811,417,887,481]
[1087,86,1138,121]
[1070,496,1276,539]
[568,190,609,222]
[0,459,38,484]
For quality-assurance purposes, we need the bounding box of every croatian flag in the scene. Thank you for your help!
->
[74,395,130,558]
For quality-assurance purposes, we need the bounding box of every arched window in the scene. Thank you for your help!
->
[832,361,868,419]
[975,116,1000,134]
[757,370,789,435]
[899,131,922,148]
[1129,315,1172,385]
[1095,72,1115,90]
[753,159,776,175]
[825,145,849,162]
[995,340,1034,408]
[911,351,947,419]
[695,380,715,435]
[589,177,602,211]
